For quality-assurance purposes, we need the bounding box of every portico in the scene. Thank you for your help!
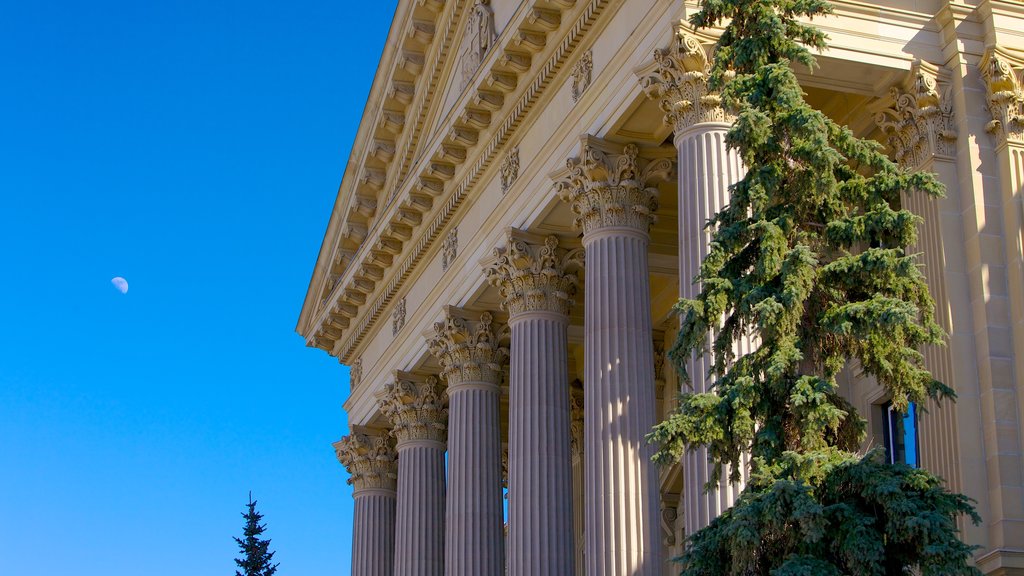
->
[298,1,1024,574]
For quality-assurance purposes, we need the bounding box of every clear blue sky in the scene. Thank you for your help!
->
[0,1,397,574]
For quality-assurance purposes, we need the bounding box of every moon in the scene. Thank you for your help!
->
[111,277,129,294]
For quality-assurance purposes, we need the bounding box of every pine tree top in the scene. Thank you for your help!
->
[234,493,279,576]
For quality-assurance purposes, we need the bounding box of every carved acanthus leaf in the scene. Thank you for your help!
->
[427,309,508,387]
[980,46,1024,146]
[333,431,398,491]
[554,141,674,234]
[641,24,732,134]
[378,374,448,444]
[483,232,583,316]
[873,61,957,169]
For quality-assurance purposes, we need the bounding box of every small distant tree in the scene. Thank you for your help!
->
[234,492,279,576]
[647,0,980,574]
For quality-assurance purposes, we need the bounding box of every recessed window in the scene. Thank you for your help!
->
[882,401,919,467]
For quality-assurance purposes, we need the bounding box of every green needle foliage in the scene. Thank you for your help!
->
[647,0,980,573]
[234,493,279,576]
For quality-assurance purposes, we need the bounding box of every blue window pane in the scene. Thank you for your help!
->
[883,401,918,468]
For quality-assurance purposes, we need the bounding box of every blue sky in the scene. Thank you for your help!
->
[0,1,397,574]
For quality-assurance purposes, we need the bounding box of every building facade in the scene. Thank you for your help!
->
[296,1,1024,574]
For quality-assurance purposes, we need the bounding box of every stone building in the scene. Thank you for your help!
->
[295,1,1024,574]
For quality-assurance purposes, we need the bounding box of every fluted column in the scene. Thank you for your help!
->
[334,431,398,576]
[642,25,749,535]
[484,231,583,576]
[378,373,448,576]
[428,308,508,576]
[555,138,674,576]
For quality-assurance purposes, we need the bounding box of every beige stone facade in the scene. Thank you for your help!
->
[297,1,1024,573]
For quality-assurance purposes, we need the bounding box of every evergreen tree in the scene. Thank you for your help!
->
[233,493,279,576]
[648,1,980,573]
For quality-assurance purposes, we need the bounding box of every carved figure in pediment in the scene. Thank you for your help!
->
[460,0,496,89]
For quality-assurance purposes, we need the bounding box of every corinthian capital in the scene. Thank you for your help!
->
[427,307,509,388]
[640,23,732,135]
[872,60,957,169]
[980,46,1024,146]
[483,231,584,317]
[378,372,448,445]
[553,138,674,235]
[333,430,398,492]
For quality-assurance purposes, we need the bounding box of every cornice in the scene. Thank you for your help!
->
[297,0,449,338]
[305,0,613,364]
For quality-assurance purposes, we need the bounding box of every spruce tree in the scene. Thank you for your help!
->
[233,493,279,576]
[647,1,980,573]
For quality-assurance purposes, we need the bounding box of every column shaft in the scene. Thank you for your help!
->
[676,125,748,534]
[507,312,574,575]
[395,441,446,576]
[352,490,397,576]
[446,384,504,575]
[584,229,661,575]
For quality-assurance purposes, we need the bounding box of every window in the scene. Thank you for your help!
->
[882,401,919,467]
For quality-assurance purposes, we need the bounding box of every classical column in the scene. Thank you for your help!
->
[378,373,448,576]
[428,307,508,576]
[642,25,749,535]
[333,431,398,576]
[484,231,583,576]
[554,138,673,576]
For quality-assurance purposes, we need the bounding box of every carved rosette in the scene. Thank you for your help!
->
[569,382,584,460]
[641,25,733,135]
[378,374,448,445]
[980,47,1024,147]
[874,61,957,169]
[427,309,509,387]
[333,432,398,492]
[554,142,674,235]
[483,233,584,317]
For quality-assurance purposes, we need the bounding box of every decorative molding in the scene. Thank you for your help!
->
[660,502,678,546]
[571,49,592,102]
[330,0,612,363]
[350,357,363,388]
[460,0,496,90]
[427,307,509,388]
[333,431,398,492]
[483,231,584,316]
[392,297,407,336]
[569,380,584,460]
[640,23,732,135]
[500,146,520,193]
[653,337,665,383]
[980,45,1024,146]
[442,227,459,270]
[873,60,957,169]
[377,373,448,444]
[553,139,675,235]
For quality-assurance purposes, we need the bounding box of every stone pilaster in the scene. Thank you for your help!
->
[554,138,673,576]
[334,431,398,576]
[642,24,748,535]
[427,307,508,576]
[484,230,583,576]
[378,373,448,576]
[872,61,968,499]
